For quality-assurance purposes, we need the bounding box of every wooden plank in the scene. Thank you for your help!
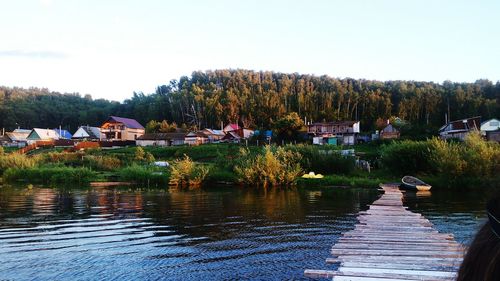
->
[304,269,336,278]
[304,185,463,280]
[339,267,457,278]
[331,244,464,251]
[326,259,460,271]
[330,249,463,258]
[332,276,421,281]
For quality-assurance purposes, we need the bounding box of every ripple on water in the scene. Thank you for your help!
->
[0,185,483,280]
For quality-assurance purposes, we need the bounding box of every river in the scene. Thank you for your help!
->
[0,185,489,280]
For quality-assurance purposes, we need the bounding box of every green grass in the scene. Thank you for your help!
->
[3,166,96,185]
[117,164,169,186]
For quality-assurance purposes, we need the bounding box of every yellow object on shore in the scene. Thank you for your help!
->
[302,172,324,179]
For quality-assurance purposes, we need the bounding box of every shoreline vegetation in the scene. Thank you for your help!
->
[0,132,498,189]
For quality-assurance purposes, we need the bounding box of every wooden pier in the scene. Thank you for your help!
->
[305,184,464,281]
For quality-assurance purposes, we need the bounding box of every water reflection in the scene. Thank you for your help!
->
[0,185,378,280]
[0,185,486,280]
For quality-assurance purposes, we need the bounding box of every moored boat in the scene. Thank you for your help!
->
[400,176,432,191]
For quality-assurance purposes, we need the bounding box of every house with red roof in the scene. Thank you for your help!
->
[100,116,145,141]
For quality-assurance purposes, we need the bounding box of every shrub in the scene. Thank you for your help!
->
[0,153,37,175]
[235,146,302,187]
[285,144,355,175]
[83,155,122,171]
[135,147,146,161]
[429,133,500,178]
[380,140,433,175]
[428,138,466,177]
[169,155,209,187]
[0,146,4,155]
[463,132,500,177]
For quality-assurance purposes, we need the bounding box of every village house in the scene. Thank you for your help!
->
[308,121,360,145]
[222,123,255,142]
[26,128,60,144]
[100,116,145,141]
[184,131,209,146]
[380,123,400,140]
[438,116,481,141]
[481,118,500,142]
[72,126,102,141]
[136,132,186,147]
[1,129,31,147]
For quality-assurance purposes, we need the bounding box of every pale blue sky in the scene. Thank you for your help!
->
[0,0,499,101]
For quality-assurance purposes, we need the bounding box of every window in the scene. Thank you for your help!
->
[490,121,499,127]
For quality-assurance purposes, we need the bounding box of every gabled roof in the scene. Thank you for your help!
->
[27,129,59,140]
[54,129,72,139]
[481,118,499,126]
[6,131,30,142]
[73,126,101,139]
[224,124,240,131]
[137,133,186,140]
[104,116,145,129]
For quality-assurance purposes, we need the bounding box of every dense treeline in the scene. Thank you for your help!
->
[0,86,120,131]
[1,69,499,132]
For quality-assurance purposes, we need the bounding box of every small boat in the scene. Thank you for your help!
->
[400,176,432,191]
[302,172,324,179]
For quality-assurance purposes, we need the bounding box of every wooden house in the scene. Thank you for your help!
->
[100,116,145,141]
[439,116,481,141]
[72,126,102,141]
[26,129,60,144]
[2,129,30,147]
[136,132,186,147]
[380,124,400,139]
[308,121,360,145]
[184,131,209,146]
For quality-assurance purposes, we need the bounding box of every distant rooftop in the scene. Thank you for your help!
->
[104,116,144,129]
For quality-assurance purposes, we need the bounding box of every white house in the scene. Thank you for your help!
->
[480,118,500,134]
[72,126,102,141]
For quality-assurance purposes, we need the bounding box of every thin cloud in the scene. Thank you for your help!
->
[0,50,68,59]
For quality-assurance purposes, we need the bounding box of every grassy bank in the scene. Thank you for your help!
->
[1,134,497,189]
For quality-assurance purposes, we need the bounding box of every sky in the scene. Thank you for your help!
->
[0,0,499,101]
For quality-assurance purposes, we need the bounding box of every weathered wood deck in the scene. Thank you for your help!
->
[305,184,464,281]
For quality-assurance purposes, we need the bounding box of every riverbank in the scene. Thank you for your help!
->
[1,135,498,189]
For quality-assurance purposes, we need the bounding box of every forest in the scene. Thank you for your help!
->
[1,69,499,133]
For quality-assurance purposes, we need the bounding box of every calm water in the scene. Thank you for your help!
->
[0,185,489,280]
